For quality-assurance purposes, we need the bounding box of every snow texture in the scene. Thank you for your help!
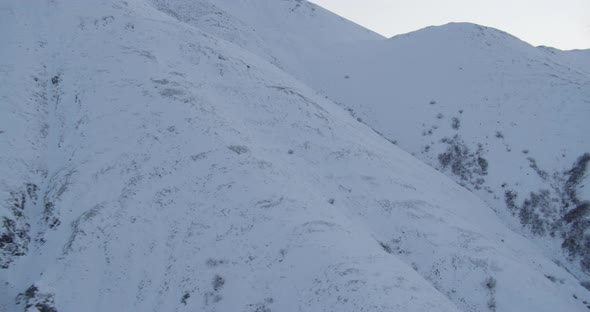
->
[1,0,589,311]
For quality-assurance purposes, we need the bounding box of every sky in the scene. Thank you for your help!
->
[308,0,590,50]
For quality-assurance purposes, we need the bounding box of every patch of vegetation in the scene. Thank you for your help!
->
[181,292,190,305]
[565,154,590,206]
[451,117,460,130]
[484,276,496,290]
[1,184,36,268]
[206,258,226,267]
[504,153,590,272]
[484,276,497,312]
[34,303,58,312]
[378,241,393,254]
[544,274,564,284]
[228,145,249,155]
[478,157,489,174]
[151,78,169,85]
[518,190,553,235]
[437,136,488,190]
[204,275,226,305]
[43,201,61,229]
[16,284,57,312]
[51,75,60,86]
[504,191,518,212]
[527,157,549,180]
[248,298,273,312]
[213,274,225,291]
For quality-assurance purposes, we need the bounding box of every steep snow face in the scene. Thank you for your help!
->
[296,22,590,280]
[151,0,382,78]
[171,1,590,280]
[150,0,282,67]
[1,1,590,312]
[212,0,382,46]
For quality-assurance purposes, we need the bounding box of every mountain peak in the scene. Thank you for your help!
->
[388,22,529,51]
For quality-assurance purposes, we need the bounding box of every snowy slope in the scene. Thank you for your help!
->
[166,1,590,281]
[151,0,382,78]
[1,1,589,312]
[288,22,590,280]
[539,46,590,75]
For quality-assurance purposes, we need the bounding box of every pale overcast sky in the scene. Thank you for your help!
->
[309,0,590,50]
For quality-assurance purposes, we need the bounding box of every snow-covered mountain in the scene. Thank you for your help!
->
[157,2,590,281]
[1,0,589,311]
[151,0,382,78]
[287,22,590,280]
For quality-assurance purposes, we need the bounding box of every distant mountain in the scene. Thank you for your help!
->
[1,1,589,312]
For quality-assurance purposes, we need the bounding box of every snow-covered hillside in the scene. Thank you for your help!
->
[159,1,590,280]
[290,22,590,280]
[151,0,382,78]
[1,0,589,311]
